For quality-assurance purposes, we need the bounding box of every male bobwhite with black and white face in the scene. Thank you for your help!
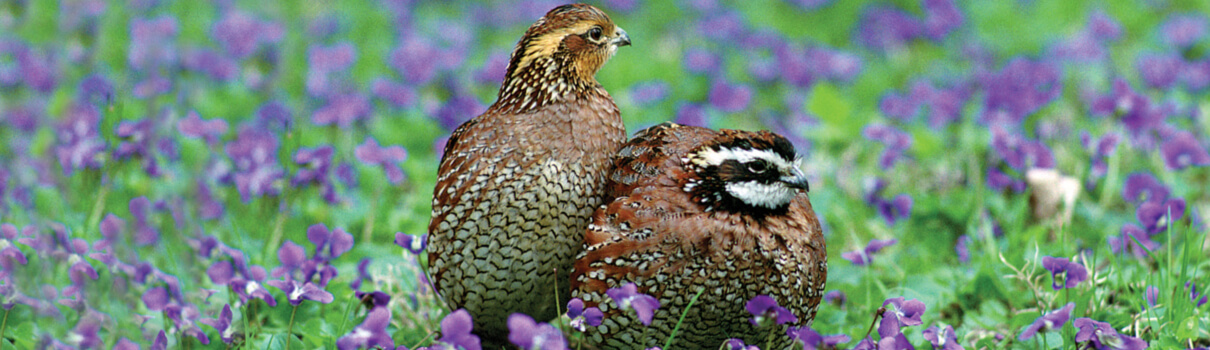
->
[425,3,630,345]
[571,122,827,349]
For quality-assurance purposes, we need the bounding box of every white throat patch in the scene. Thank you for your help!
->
[725,180,797,209]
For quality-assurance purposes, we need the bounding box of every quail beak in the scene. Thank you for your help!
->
[613,27,631,47]
[781,168,810,192]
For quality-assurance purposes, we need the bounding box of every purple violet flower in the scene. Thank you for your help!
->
[266,279,334,306]
[922,0,963,41]
[723,338,759,350]
[372,78,418,108]
[307,42,357,97]
[746,295,798,326]
[225,127,284,201]
[256,101,294,131]
[1073,318,1148,350]
[474,51,510,84]
[0,224,28,274]
[674,103,710,127]
[706,78,750,111]
[389,36,441,85]
[842,239,897,265]
[1136,198,1186,234]
[271,240,307,278]
[1122,172,1169,205]
[306,223,354,262]
[211,10,283,59]
[788,325,851,350]
[1136,53,1183,90]
[351,258,373,290]
[143,286,170,311]
[355,137,408,184]
[567,298,603,332]
[129,197,160,246]
[128,16,179,70]
[434,309,481,350]
[1108,224,1159,259]
[606,283,661,325]
[629,81,670,106]
[54,104,107,176]
[508,313,567,350]
[1018,302,1074,341]
[979,58,1062,126]
[230,266,276,307]
[863,124,912,169]
[394,233,427,255]
[1146,286,1158,308]
[955,234,971,263]
[1160,14,1207,48]
[857,6,923,52]
[1189,282,1208,307]
[882,297,925,328]
[1042,256,1088,290]
[1088,11,1122,41]
[923,324,964,350]
[312,93,372,128]
[824,290,846,307]
[292,146,333,185]
[183,49,239,81]
[178,111,229,144]
[683,47,720,74]
[434,88,486,131]
[336,307,395,350]
[877,297,925,350]
[1182,59,1210,91]
[1160,131,1210,170]
[355,290,391,310]
[200,304,235,344]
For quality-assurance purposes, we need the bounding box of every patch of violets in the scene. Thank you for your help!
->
[0,0,1205,348]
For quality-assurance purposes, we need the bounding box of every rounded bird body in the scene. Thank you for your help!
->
[572,122,827,349]
[426,3,630,345]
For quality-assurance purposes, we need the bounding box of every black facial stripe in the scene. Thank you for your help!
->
[718,160,780,184]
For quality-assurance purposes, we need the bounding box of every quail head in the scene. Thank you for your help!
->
[425,3,631,345]
[571,122,827,349]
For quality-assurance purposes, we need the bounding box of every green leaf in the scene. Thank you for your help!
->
[300,318,333,347]
[12,322,37,349]
[1175,315,1198,340]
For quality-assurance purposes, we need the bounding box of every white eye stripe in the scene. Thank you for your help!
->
[697,147,797,172]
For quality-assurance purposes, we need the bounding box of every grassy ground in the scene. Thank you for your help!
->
[0,0,1208,349]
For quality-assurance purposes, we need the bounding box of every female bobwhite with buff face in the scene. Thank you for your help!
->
[425,3,630,345]
[571,122,827,349]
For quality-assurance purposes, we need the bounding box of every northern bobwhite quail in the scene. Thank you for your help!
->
[426,3,630,344]
[571,122,827,349]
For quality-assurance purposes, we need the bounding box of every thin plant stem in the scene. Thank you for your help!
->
[663,287,706,350]
[85,183,110,237]
[1,307,10,350]
[765,323,776,350]
[335,293,359,348]
[362,186,381,244]
[553,268,563,319]
[266,200,288,261]
[285,304,299,350]
[409,331,437,349]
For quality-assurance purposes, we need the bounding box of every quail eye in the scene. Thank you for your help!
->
[588,27,603,41]
[747,160,768,174]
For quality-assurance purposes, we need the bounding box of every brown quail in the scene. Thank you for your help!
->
[571,122,827,349]
[425,3,630,345]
